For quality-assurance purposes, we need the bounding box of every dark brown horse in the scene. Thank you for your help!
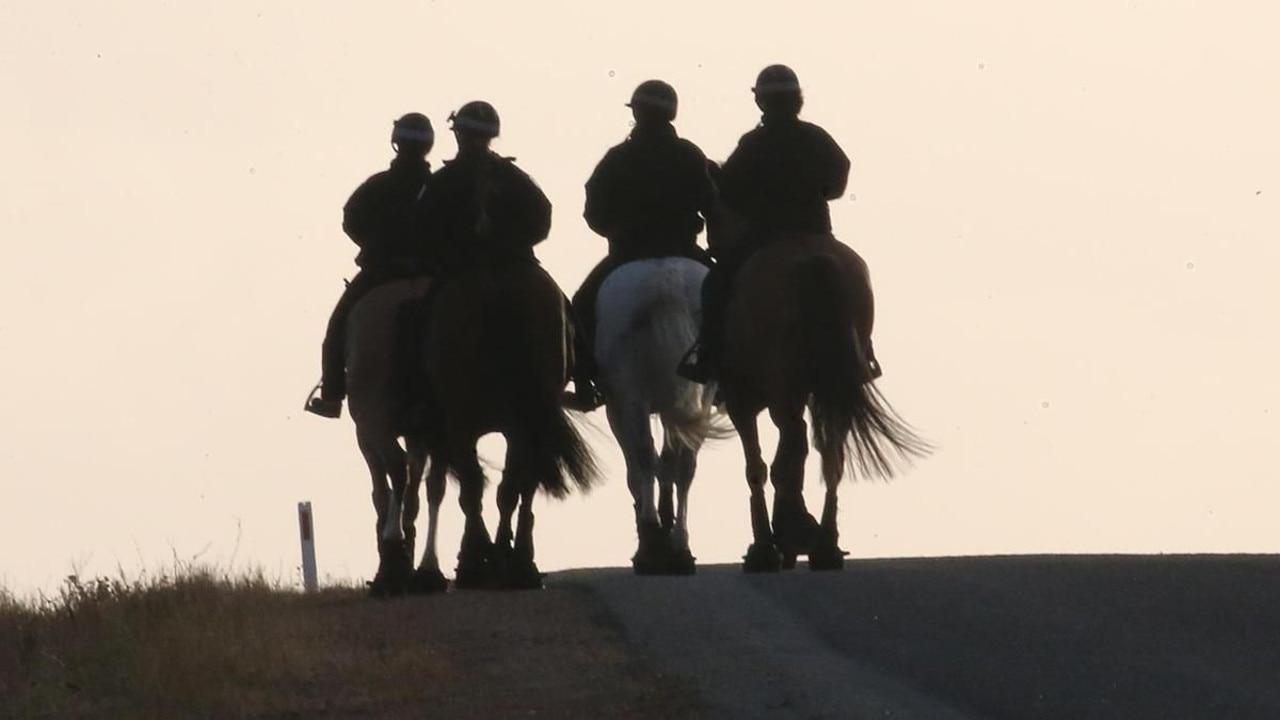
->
[413,261,601,590]
[712,227,931,572]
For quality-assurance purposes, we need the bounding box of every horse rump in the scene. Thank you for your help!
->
[490,273,601,499]
[797,253,930,481]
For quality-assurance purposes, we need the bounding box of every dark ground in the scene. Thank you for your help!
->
[561,554,1280,720]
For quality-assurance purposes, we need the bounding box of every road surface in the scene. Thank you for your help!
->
[557,555,1280,719]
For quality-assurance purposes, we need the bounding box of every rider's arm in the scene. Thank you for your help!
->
[509,165,553,249]
[341,178,381,248]
[815,127,851,201]
[583,151,620,239]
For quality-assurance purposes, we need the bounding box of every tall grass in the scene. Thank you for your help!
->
[1,562,702,720]
[0,562,365,720]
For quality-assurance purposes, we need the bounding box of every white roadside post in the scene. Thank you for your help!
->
[297,501,319,593]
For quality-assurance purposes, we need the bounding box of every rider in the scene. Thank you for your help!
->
[417,100,602,409]
[566,79,716,410]
[305,112,435,419]
[417,101,551,275]
[678,64,881,384]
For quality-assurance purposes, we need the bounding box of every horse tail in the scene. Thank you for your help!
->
[497,304,601,500]
[523,395,601,499]
[662,404,736,453]
[633,273,735,453]
[798,256,931,481]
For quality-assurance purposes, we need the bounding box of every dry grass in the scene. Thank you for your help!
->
[0,566,700,720]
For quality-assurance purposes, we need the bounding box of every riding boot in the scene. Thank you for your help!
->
[562,291,605,412]
[565,324,605,412]
[677,265,727,385]
[305,306,349,419]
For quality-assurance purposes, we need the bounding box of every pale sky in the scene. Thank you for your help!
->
[2,1,1276,595]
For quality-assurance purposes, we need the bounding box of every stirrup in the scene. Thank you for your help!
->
[867,358,883,381]
[303,382,343,419]
[676,341,716,385]
[561,381,605,412]
[677,358,713,385]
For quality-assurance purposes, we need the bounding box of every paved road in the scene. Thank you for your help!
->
[557,555,1280,720]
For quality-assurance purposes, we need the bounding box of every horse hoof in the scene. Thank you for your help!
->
[666,550,697,576]
[409,567,449,594]
[773,502,820,557]
[632,553,667,576]
[453,560,491,590]
[631,541,671,575]
[367,573,408,598]
[808,546,849,571]
[506,566,542,589]
[505,564,545,590]
[366,578,389,598]
[742,543,783,573]
[781,553,798,571]
[371,545,414,597]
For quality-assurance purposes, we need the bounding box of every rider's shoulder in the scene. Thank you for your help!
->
[344,168,392,205]
[796,119,841,144]
[675,136,710,160]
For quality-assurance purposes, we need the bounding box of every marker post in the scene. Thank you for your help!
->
[297,501,319,593]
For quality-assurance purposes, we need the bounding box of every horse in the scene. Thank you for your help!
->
[341,276,448,596]
[339,260,598,594]
[593,257,734,574]
[409,261,601,590]
[707,218,932,572]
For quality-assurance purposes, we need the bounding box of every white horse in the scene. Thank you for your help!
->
[341,277,449,595]
[594,257,734,574]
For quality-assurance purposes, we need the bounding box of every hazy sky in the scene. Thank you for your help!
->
[2,1,1276,595]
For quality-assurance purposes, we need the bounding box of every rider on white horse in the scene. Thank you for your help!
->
[306,113,436,419]
[567,80,717,411]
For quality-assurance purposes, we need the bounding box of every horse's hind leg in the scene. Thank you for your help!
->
[509,482,545,590]
[402,444,425,562]
[657,440,698,575]
[809,450,849,571]
[495,443,521,552]
[489,445,523,589]
[607,401,664,575]
[768,405,819,569]
[453,448,494,590]
[657,452,675,532]
[360,432,412,597]
[488,438,546,590]
[411,450,449,593]
[730,408,782,573]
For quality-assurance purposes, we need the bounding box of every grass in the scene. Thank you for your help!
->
[0,564,701,720]
[2,566,356,719]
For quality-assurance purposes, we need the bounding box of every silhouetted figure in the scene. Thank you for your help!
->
[417,101,551,275]
[305,113,435,419]
[566,80,716,410]
[414,102,600,410]
[679,64,881,383]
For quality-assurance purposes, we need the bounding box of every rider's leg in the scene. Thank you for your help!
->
[563,259,615,411]
[307,271,375,418]
[678,259,730,384]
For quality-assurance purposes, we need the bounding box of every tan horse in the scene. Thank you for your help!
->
[714,231,932,571]
[342,277,444,595]
[343,262,599,594]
